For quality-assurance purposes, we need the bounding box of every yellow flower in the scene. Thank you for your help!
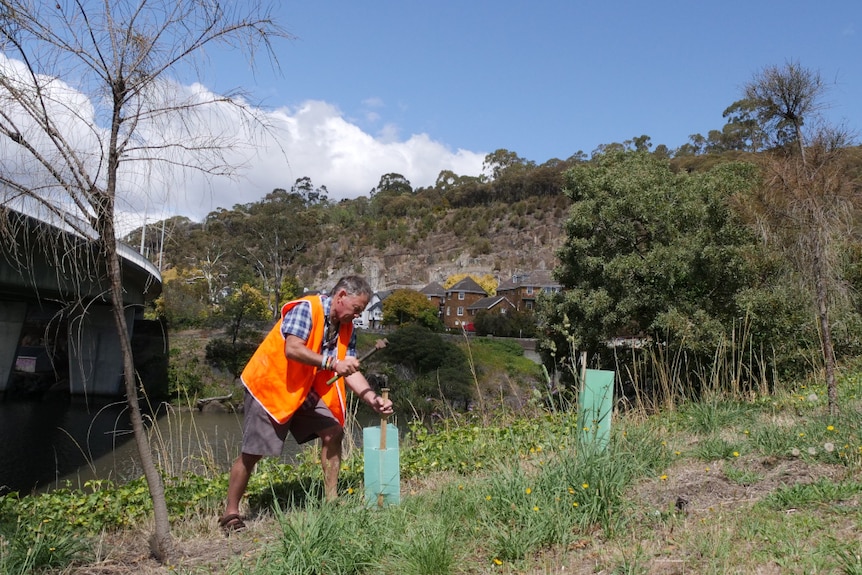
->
[660,475,668,481]
[532,506,540,512]
[582,483,589,489]
[674,451,681,456]
[347,488,354,494]
[572,502,579,507]
[799,433,805,438]
[486,495,492,501]
[705,467,710,472]
[525,488,532,494]
[458,485,464,490]
[733,451,740,457]
[827,425,835,431]
[493,558,503,565]
[568,487,575,494]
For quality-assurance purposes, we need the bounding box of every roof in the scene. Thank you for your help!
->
[420,281,445,297]
[497,269,560,291]
[467,295,515,311]
[446,277,487,295]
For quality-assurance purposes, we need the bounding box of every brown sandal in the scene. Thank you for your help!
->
[218,513,247,534]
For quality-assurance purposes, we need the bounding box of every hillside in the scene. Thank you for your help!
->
[297,195,571,291]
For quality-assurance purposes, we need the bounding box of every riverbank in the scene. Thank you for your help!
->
[4,372,860,575]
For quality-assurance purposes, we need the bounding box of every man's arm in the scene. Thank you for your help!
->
[283,334,363,379]
[345,372,394,415]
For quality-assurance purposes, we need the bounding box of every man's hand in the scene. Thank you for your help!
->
[370,393,394,415]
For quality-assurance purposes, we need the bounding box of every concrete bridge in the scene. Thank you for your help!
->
[0,207,167,399]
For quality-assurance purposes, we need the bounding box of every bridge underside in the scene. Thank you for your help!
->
[0,208,167,399]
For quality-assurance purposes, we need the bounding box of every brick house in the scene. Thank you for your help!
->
[419,281,446,321]
[466,295,516,327]
[443,277,487,330]
[495,270,562,312]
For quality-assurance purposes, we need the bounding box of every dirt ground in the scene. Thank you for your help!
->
[62,456,858,575]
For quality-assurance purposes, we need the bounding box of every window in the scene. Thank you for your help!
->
[526,286,534,295]
[526,301,534,310]
[457,306,464,316]
[458,292,465,300]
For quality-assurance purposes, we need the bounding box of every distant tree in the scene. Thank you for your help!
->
[378,324,473,415]
[241,188,324,317]
[382,288,440,329]
[291,176,329,205]
[444,273,497,295]
[206,284,269,379]
[474,309,537,338]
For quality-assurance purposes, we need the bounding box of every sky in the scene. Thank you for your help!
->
[2,1,860,230]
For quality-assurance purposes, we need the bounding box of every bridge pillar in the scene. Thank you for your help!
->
[0,301,27,392]
[68,305,135,396]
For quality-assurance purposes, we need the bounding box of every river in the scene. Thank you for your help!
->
[0,396,307,494]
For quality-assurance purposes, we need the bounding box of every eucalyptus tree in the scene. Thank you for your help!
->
[238,187,325,317]
[0,0,288,559]
[743,61,858,415]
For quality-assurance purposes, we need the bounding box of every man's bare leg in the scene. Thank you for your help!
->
[225,452,262,518]
[318,425,345,501]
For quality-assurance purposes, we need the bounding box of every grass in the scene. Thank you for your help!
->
[2,358,862,573]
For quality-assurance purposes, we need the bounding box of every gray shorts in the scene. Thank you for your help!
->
[241,389,341,456]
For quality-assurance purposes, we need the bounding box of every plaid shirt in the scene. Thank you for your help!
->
[281,295,357,359]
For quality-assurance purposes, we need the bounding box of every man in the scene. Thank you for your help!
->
[219,275,393,533]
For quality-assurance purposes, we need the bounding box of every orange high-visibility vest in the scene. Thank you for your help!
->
[241,295,352,425]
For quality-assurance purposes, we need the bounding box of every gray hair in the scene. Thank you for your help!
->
[330,275,373,299]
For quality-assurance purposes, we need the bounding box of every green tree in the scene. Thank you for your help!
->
[241,188,324,317]
[382,288,440,329]
[206,284,269,379]
[378,324,473,415]
[539,150,770,392]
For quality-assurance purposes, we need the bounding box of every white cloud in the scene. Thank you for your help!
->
[0,53,486,231]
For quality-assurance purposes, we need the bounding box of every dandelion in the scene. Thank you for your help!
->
[705,467,710,473]
[674,451,681,456]
[486,495,492,501]
[660,475,668,481]
[582,483,589,489]
[799,433,805,438]
[493,558,503,565]
[458,485,464,490]
[733,451,740,457]
[347,487,354,495]
[532,506,540,512]
[827,425,835,432]
[525,488,532,494]
[568,487,575,494]
[807,447,817,456]
[536,445,543,453]
[743,430,750,435]
[572,502,579,507]
[824,442,835,453]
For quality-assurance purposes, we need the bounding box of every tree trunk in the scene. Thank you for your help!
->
[104,231,173,560]
[814,268,838,416]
